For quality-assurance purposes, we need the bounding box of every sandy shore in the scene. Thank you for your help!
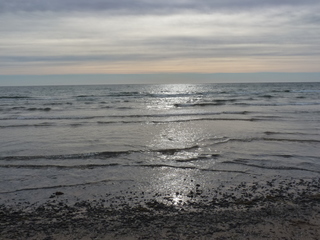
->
[1,178,320,240]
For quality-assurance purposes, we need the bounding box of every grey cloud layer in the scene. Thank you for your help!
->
[0,0,319,73]
[1,0,319,13]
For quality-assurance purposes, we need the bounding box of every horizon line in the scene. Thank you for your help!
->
[0,72,319,86]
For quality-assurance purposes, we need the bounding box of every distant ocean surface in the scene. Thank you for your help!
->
[0,82,319,205]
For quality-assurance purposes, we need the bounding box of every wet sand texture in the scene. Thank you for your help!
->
[1,178,320,240]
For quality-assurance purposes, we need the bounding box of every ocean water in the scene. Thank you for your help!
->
[0,82,319,205]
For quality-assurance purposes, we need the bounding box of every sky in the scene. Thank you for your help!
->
[0,0,320,85]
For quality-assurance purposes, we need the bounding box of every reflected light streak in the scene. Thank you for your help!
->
[146,84,204,206]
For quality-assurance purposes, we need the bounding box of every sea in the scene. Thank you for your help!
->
[0,82,319,206]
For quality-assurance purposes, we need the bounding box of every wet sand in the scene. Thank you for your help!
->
[1,178,320,240]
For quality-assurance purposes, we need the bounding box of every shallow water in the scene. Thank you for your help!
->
[0,82,319,205]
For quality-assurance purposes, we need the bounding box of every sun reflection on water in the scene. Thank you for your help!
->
[149,123,200,151]
[145,84,208,206]
[145,84,200,110]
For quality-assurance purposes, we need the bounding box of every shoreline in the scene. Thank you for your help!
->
[1,178,320,239]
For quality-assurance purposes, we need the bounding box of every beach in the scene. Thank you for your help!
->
[1,178,320,240]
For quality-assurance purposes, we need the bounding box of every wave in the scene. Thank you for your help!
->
[0,123,54,128]
[223,159,320,173]
[138,164,196,170]
[0,96,31,99]
[155,145,199,155]
[173,98,320,108]
[174,99,238,108]
[2,104,68,112]
[291,90,320,93]
[0,111,252,122]
[271,90,291,93]
[0,117,264,128]
[27,107,51,111]
[175,154,220,162]
[0,145,200,161]
[235,102,320,106]
[97,120,149,125]
[0,163,120,169]
[108,111,249,119]
[175,102,223,107]
[107,92,207,98]
[136,164,249,175]
[69,123,84,127]
[153,118,259,123]
[261,138,320,143]
[116,107,133,110]
[0,116,105,120]
[0,151,133,161]
[0,179,134,194]
[75,92,148,99]
[0,160,249,177]
[199,136,320,147]
[229,137,320,143]
[108,91,142,97]
[43,102,73,106]
[251,153,320,160]
[264,131,319,136]
[76,95,95,98]
[0,115,293,129]
[292,102,320,106]
[260,95,274,98]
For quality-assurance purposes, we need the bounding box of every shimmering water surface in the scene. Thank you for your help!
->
[0,82,319,205]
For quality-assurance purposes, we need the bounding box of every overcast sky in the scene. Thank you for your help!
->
[0,0,320,85]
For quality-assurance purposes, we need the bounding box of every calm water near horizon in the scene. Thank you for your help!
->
[0,82,319,206]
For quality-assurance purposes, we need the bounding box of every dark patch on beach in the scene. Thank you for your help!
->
[49,191,64,198]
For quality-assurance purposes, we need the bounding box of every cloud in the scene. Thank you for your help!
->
[0,0,319,14]
[0,0,319,75]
